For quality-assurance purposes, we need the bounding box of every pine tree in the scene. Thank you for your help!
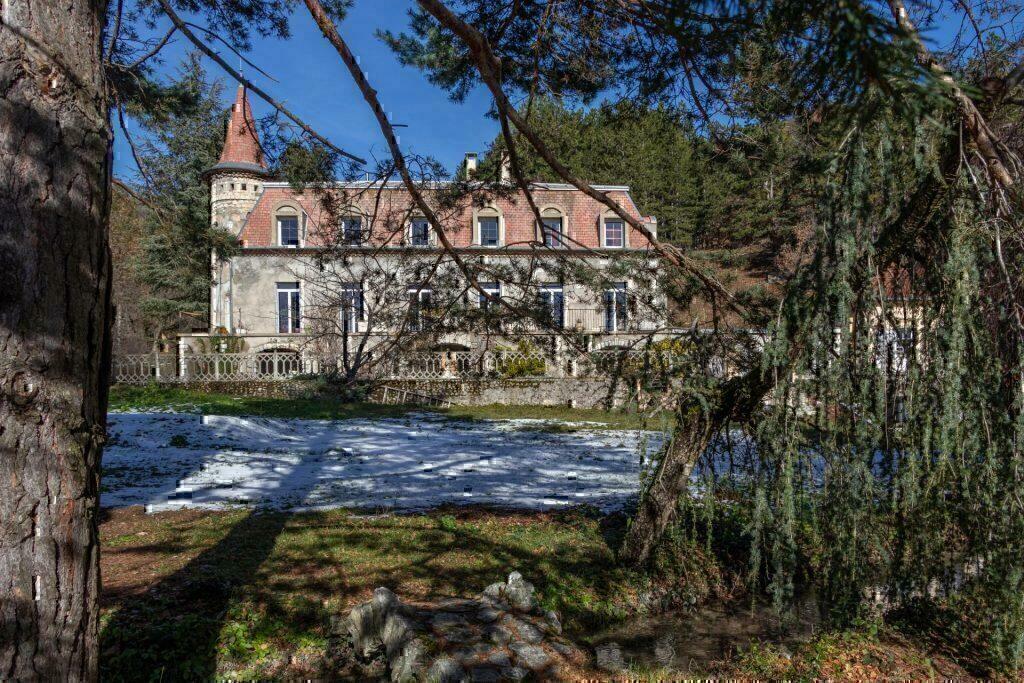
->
[126,54,237,346]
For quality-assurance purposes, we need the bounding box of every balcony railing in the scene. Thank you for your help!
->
[113,346,699,384]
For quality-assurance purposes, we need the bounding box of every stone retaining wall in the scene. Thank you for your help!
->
[170,380,324,399]
[159,377,627,407]
[375,378,626,408]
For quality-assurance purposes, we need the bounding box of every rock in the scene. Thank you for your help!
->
[390,638,425,682]
[426,655,464,682]
[443,626,476,644]
[348,602,383,660]
[486,651,511,668]
[477,607,502,623]
[373,586,399,612]
[452,642,494,662]
[509,618,543,645]
[484,624,513,645]
[653,633,676,666]
[543,610,562,635]
[509,642,550,670]
[339,574,573,682]
[594,642,625,672]
[382,611,416,658]
[433,612,469,629]
[501,666,528,681]
[468,666,502,682]
[504,573,536,611]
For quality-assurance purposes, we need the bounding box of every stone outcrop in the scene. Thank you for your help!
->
[331,572,580,681]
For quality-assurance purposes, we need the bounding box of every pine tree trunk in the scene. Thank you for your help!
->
[0,1,112,680]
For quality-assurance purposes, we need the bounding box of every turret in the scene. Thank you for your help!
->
[206,84,269,236]
[205,84,270,333]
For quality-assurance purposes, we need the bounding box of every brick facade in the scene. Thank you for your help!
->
[235,183,656,250]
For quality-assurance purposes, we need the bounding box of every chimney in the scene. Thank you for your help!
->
[464,152,478,179]
[499,153,512,183]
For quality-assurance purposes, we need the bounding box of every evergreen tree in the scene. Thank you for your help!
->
[126,54,237,344]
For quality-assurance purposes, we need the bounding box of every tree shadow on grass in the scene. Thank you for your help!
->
[98,458,323,681]
[308,506,638,633]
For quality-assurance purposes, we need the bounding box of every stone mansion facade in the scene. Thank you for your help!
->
[179,86,665,359]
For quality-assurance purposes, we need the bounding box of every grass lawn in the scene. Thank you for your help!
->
[98,505,974,681]
[99,505,646,680]
[109,384,671,430]
[100,386,975,680]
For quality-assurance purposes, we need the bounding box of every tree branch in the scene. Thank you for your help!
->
[415,0,747,322]
[886,0,1015,189]
[154,0,366,166]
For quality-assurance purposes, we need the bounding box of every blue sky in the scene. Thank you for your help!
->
[113,1,498,180]
[113,2,977,182]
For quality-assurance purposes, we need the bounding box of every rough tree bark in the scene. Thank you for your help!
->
[619,369,773,565]
[0,0,112,680]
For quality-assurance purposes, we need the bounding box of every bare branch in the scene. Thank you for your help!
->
[125,27,176,71]
[416,0,746,321]
[154,0,366,166]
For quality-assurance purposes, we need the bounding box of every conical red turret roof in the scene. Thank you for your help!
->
[214,84,267,173]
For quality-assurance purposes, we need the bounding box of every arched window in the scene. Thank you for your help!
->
[408,217,431,246]
[276,206,300,247]
[539,207,566,248]
[474,206,503,247]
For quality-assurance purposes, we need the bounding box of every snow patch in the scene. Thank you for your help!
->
[101,413,666,513]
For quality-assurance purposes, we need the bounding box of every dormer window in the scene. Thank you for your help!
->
[541,216,564,248]
[277,211,300,247]
[479,216,499,247]
[410,218,430,246]
[603,219,625,248]
[341,217,362,245]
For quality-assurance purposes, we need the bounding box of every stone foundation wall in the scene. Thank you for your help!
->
[375,378,625,408]
[174,380,323,399]
[167,377,626,407]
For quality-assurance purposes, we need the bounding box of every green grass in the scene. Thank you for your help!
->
[99,507,649,680]
[109,384,670,430]
[108,384,410,420]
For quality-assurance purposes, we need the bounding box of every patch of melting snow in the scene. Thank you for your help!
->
[101,412,667,513]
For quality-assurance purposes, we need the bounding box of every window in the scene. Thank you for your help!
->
[541,216,564,248]
[408,286,433,331]
[410,218,430,246]
[539,285,564,328]
[603,283,628,332]
[479,216,500,247]
[603,220,625,248]
[278,214,300,247]
[479,282,501,311]
[277,282,301,333]
[340,283,364,332]
[341,217,362,245]
[241,183,247,191]
[877,327,915,373]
